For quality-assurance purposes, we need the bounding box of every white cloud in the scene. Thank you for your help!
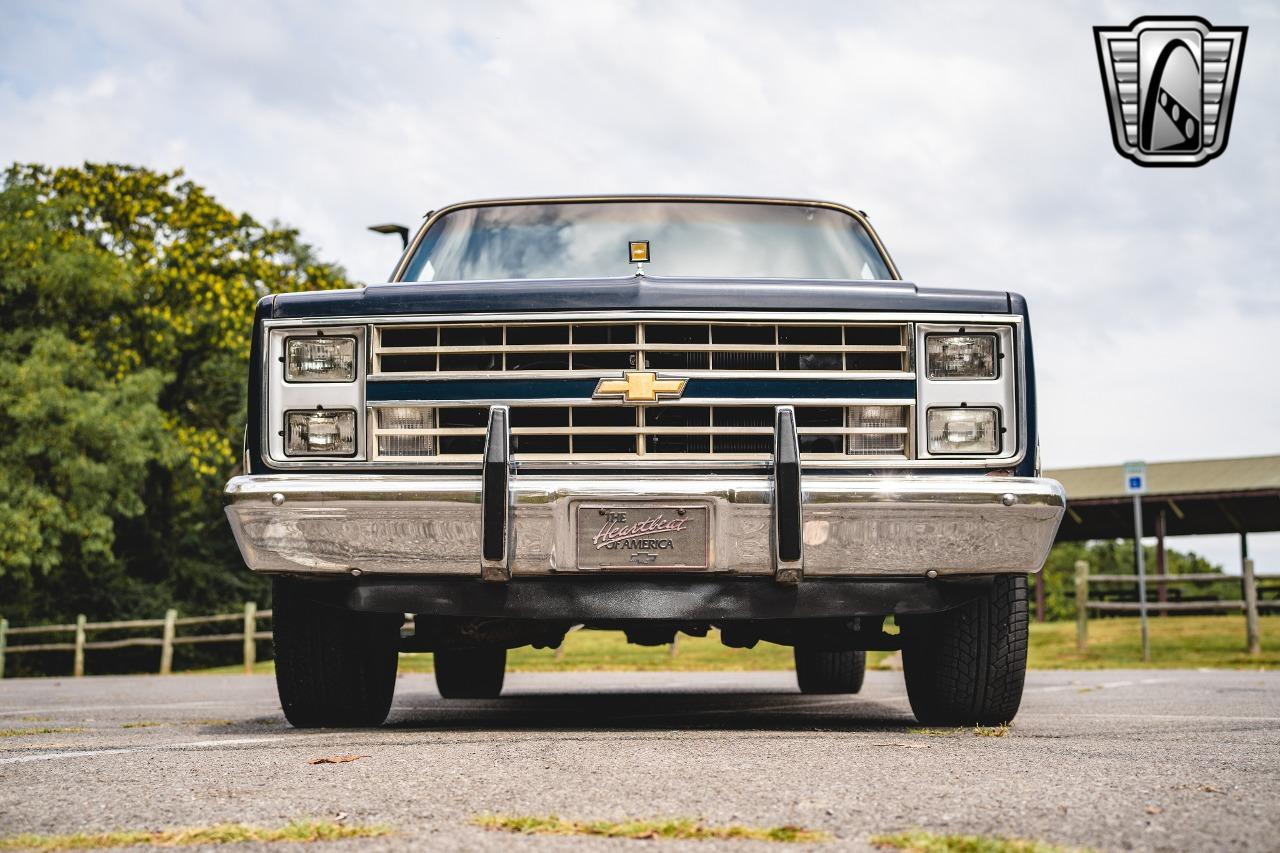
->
[2,0,1277,568]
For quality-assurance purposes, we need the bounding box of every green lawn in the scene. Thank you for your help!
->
[201,615,1276,675]
[1027,614,1278,669]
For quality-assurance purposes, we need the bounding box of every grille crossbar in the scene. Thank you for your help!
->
[372,404,910,461]
[374,320,910,376]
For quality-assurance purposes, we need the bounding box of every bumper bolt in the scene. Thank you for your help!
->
[926,570,939,579]
[1001,493,1017,506]
[350,568,362,577]
[271,492,286,506]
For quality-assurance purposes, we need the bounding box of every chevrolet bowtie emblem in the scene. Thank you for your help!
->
[592,371,687,403]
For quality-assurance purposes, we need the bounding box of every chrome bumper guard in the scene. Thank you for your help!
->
[226,407,1065,580]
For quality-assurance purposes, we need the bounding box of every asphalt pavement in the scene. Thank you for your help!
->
[1,669,1277,852]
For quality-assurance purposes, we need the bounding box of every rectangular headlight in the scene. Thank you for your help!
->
[285,409,356,456]
[926,407,999,455]
[925,334,997,379]
[285,336,356,382]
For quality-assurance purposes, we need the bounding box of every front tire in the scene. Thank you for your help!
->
[434,648,506,698]
[902,575,1028,726]
[272,578,401,728]
[795,648,866,694]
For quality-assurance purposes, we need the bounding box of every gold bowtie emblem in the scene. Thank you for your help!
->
[593,371,687,403]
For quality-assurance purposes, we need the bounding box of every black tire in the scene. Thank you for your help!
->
[434,648,507,699]
[794,648,866,694]
[272,578,401,728]
[902,575,1028,726]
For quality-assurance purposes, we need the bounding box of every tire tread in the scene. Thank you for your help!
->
[902,576,1028,725]
[272,578,400,728]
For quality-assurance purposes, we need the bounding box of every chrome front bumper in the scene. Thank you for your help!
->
[223,472,1066,579]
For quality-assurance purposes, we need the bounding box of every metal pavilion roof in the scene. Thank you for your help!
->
[1045,455,1280,541]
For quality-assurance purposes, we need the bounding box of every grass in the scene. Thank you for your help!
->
[0,727,85,738]
[1027,614,1280,669]
[0,820,390,851]
[198,615,1278,675]
[120,721,163,729]
[870,830,1090,852]
[473,814,827,843]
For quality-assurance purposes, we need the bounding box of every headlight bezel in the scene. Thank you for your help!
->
[283,408,359,457]
[925,405,1002,456]
[924,333,999,381]
[284,335,358,384]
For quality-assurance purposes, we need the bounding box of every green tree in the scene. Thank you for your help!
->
[0,163,350,631]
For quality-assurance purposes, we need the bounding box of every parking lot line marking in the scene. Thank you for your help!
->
[0,735,307,765]
[1034,712,1280,723]
[1023,677,1172,694]
[0,700,279,717]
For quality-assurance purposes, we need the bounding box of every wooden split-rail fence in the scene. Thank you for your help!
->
[0,603,271,678]
[1074,557,1276,656]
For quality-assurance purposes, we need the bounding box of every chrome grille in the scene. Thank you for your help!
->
[372,404,911,461]
[373,321,909,376]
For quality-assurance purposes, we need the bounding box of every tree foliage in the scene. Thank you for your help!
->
[0,162,350,627]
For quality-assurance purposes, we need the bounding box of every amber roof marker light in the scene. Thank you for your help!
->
[629,240,650,274]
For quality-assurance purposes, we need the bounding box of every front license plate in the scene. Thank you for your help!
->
[575,503,711,570]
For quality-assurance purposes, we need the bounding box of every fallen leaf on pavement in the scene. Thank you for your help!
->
[308,755,369,765]
[1145,806,1164,815]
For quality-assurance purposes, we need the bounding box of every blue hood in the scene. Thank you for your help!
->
[269,275,1012,319]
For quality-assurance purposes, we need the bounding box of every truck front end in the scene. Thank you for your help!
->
[224,197,1065,727]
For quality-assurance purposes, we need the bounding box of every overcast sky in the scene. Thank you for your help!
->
[2,0,1276,570]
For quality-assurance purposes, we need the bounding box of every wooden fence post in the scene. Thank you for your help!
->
[242,602,257,674]
[0,617,7,679]
[159,609,177,675]
[669,634,680,659]
[1243,558,1261,658]
[73,614,86,677]
[1075,560,1089,653]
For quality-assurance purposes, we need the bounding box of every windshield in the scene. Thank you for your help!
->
[400,200,893,282]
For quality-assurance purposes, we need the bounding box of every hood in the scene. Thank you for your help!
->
[269,275,1011,319]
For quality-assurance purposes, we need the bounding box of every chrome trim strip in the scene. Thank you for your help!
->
[266,311,1021,327]
[367,397,917,408]
[388,195,903,283]
[371,370,917,382]
[258,312,1025,471]
[224,474,1066,578]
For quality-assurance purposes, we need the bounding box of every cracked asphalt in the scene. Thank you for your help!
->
[1,669,1277,852]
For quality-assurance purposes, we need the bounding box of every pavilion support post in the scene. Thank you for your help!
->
[1155,509,1168,616]
[1243,558,1261,658]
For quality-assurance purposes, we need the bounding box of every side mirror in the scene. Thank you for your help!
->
[368,223,409,249]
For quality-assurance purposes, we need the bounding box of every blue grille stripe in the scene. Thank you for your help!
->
[366,378,916,402]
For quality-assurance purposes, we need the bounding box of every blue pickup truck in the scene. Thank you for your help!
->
[224,196,1065,728]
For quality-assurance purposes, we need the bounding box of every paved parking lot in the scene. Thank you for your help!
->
[1,669,1277,851]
